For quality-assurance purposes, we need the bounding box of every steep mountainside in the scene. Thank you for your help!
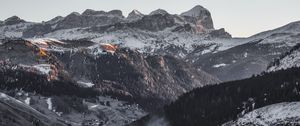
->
[131,67,300,126]
[0,92,67,126]
[193,21,300,81]
[0,38,219,111]
[0,42,145,126]
[268,43,300,71]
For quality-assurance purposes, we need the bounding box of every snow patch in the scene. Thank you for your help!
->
[27,38,64,45]
[46,98,53,110]
[77,81,95,88]
[24,97,30,105]
[244,52,248,58]
[87,44,106,56]
[33,64,52,75]
[213,63,227,68]
[0,93,9,100]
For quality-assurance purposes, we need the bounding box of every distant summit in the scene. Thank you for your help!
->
[4,16,26,25]
[181,5,208,18]
[82,9,123,18]
[149,9,169,15]
[127,10,144,20]
[181,5,214,29]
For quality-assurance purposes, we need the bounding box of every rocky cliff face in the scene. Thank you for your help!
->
[181,5,214,30]
[55,10,124,30]
[4,5,228,39]
[127,10,144,21]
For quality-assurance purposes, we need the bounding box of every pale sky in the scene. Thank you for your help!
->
[0,0,299,37]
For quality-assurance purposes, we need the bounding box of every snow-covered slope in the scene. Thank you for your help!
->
[0,90,146,126]
[43,27,235,57]
[268,44,300,71]
[135,102,300,126]
[223,102,300,126]
[0,92,66,126]
[0,22,35,38]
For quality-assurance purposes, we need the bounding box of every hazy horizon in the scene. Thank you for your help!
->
[1,0,299,37]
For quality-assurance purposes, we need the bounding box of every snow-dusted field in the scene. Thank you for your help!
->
[223,102,300,126]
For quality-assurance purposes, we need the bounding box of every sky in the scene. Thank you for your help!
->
[0,0,299,37]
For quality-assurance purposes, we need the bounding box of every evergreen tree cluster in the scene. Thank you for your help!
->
[165,67,300,126]
[0,62,98,98]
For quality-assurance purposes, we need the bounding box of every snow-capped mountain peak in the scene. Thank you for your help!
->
[149,9,169,15]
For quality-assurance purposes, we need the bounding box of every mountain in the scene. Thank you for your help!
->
[193,21,300,81]
[13,5,219,39]
[131,67,300,126]
[0,38,219,123]
[5,5,299,82]
[0,18,34,38]
[0,5,226,125]
[0,6,235,83]
[1,7,299,82]
[1,4,300,126]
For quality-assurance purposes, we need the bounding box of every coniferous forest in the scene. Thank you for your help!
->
[164,67,300,126]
